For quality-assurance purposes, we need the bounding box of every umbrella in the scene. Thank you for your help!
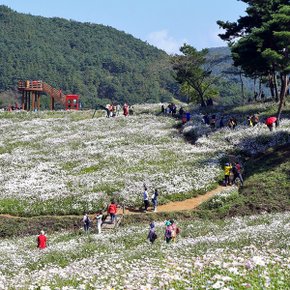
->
[265,116,277,125]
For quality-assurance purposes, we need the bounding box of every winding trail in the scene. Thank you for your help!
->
[119,185,224,215]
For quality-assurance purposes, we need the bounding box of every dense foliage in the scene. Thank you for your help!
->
[0,5,179,108]
[217,0,290,119]
[0,5,261,108]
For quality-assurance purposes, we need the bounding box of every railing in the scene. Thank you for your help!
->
[18,80,66,105]
[18,80,43,90]
[42,82,66,105]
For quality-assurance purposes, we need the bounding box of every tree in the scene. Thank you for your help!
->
[217,0,290,122]
[171,44,219,106]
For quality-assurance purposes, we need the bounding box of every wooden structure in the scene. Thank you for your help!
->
[65,94,79,110]
[101,214,123,232]
[18,80,79,111]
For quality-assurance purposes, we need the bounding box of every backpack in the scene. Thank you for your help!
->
[85,216,90,225]
[165,228,172,238]
[176,227,180,235]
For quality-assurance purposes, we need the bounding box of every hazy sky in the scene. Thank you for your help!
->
[1,0,247,54]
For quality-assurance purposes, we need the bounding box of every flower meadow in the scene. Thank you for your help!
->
[1,105,290,216]
[0,107,222,216]
[0,212,289,289]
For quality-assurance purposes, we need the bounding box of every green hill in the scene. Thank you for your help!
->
[0,5,178,107]
[0,5,264,109]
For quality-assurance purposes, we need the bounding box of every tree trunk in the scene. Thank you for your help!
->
[274,73,279,102]
[268,73,275,99]
[276,73,289,124]
[239,71,245,103]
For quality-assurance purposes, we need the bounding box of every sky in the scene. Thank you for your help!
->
[1,0,247,54]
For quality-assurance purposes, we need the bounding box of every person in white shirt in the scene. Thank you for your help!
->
[95,211,103,234]
[143,187,149,212]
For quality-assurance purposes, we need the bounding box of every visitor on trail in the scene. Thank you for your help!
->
[112,104,117,117]
[179,107,184,118]
[143,187,149,212]
[147,221,157,244]
[186,111,191,122]
[123,103,129,117]
[95,211,103,234]
[169,219,179,243]
[108,104,113,117]
[251,114,259,126]
[107,200,117,224]
[247,116,253,127]
[116,104,121,116]
[232,162,244,187]
[161,105,165,114]
[182,113,187,124]
[171,104,177,116]
[83,213,91,233]
[210,115,216,129]
[151,189,159,212]
[37,230,47,249]
[228,117,237,130]
[224,163,232,186]
[203,113,210,125]
[164,220,172,243]
[265,116,277,131]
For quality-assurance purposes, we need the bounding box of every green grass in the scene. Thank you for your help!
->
[224,144,290,216]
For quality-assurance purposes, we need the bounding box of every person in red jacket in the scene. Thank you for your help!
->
[37,230,47,249]
[107,200,117,224]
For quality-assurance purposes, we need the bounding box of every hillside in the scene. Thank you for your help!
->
[0,5,263,109]
[0,212,289,289]
[0,5,178,107]
[0,102,289,289]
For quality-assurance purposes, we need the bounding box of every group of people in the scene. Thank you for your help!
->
[82,200,118,234]
[147,219,180,244]
[224,161,244,187]
[203,113,238,130]
[105,103,132,117]
[143,186,159,212]
[161,103,192,124]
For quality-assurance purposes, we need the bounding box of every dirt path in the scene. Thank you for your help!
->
[118,185,223,215]
[0,186,224,219]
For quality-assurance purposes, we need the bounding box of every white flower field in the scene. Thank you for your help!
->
[0,103,290,289]
[0,212,289,289]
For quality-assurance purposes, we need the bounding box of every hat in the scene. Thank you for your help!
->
[165,221,171,226]
[40,230,45,235]
[225,163,229,166]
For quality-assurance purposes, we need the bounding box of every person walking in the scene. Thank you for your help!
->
[224,163,232,186]
[147,221,157,244]
[232,162,244,187]
[95,211,103,234]
[83,213,91,233]
[164,220,172,244]
[37,230,47,249]
[107,200,117,224]
[143,187,149,212]
[151,189,159,212]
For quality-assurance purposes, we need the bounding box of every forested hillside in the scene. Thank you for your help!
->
[0,5,254,108]
[0,5,178,107]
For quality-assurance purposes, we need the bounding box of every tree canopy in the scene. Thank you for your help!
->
[171,45,220,106]
[0,5,178,107]
[217,0,290,120]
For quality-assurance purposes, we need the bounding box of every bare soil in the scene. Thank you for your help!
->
[118,185,224,215]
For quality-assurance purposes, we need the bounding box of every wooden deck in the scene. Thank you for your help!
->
[101,214,123,231]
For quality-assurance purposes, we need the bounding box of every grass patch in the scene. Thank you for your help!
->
[228,144,290,216]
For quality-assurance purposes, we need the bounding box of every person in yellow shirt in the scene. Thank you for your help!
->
[224,163,232,186]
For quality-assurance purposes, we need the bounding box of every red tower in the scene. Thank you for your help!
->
[65,95,79,110]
